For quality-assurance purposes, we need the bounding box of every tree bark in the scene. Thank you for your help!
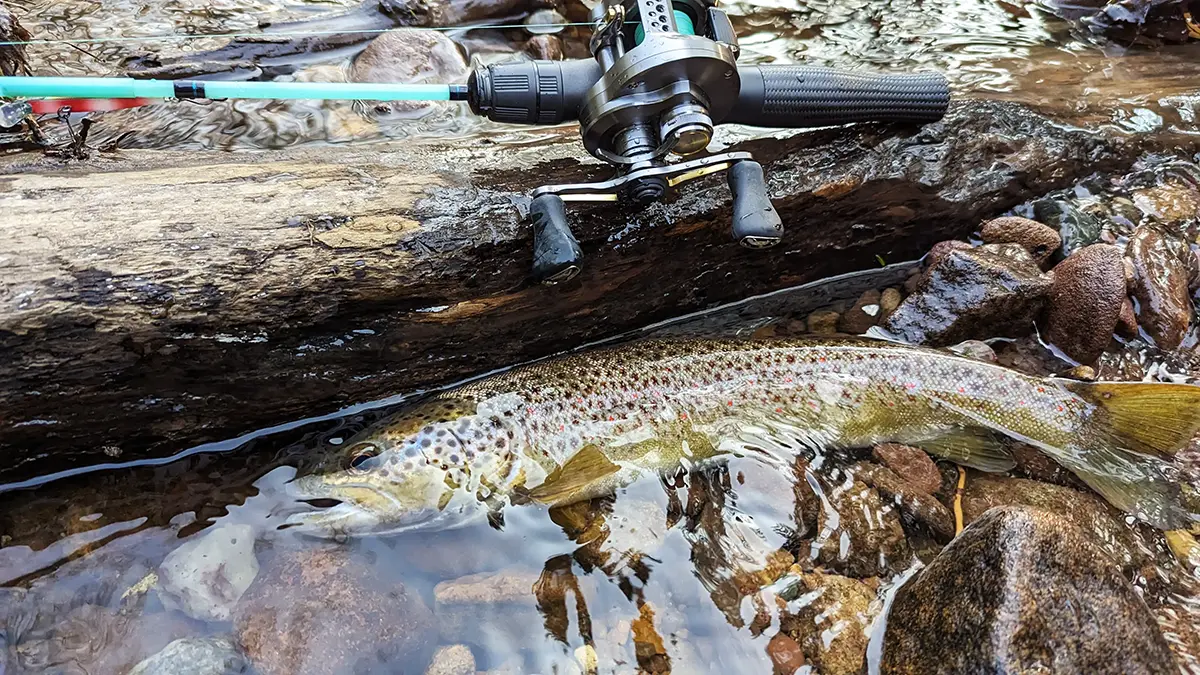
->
[1,99,1196,480]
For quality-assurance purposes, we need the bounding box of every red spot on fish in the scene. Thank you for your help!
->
[905,383,916,389]
[775,407,783,413]
[819,357,826,362]
[728,401,733,407]
[608,416,614,421]
[680,413,688,420]
[1057,405,1065,412]
[559,425,564,431]
[958,387,966,393]
[526,408,534,415]
[1037,387,1045,393]
[1018,400,1026,406]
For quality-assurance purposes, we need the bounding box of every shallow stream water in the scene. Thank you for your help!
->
[5,1,1200,674]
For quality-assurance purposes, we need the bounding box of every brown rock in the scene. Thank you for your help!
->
[880,287,903,319]
[980,216,1062,265]
[766,633,806,674]
[1009,442,1088,489]
[806,310,840,334]
[871,443,942,495]
[778,570,877,675]
[960,473,1155,577]
[854,461,956,541]
[804,477,911,578]
[1132,180,1200,224]
[235,548,436,675]
[881,506,1177,675]
[1046,243,1125,364]
[350,30,469,119]
[925,240,973,269]
[839,289,883,334]
[1126,225,1193,350]
[523,34,564,60]
[424,644,475,675]
[883,244,1052,346]
[1117,296,1139,336]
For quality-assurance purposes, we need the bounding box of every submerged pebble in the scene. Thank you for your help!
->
[423,644,475,675]
[126,637,248,675]
[157,524,259,623]
[776,569,877,675]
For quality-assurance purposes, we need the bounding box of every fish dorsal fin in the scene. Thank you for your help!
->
[1063,380,1200,458]
[525,444,621,507]
[917,427,1016,473]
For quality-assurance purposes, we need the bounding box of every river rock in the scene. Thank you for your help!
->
[433,567,590,647]
[158,524,259,622]
[1046,243,1126,364]
[803,475,911,578]
[853,462,955,541]
[349,30,469,118]
[778,570,877,675]
[1133,180,1200,224]
[980,216,1061,266]
[423,644,475,675]
[871,444,942,495]
[1009,442,1087,489]
[1126,225,1193,350]
[881,244,1052,346]
[960,473,1154,577]
[1117,295,1139,336]
[234,547,436,675]
[880,506,1177,675]
[1033,198,1104,254]
[839,290,883,334]
[879,287,903,319]
[766,633,806,674]
[523,34,564,60]
[924,240,972,268]
[944,339,996,363]
[126,637,248,675]
[806,310,840,334]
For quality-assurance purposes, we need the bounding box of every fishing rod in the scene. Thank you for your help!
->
[0,0,951,284]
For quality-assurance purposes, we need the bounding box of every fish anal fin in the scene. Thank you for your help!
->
[915,427,1016,473]
[1066,381,1200,457]
[526,444,621,507]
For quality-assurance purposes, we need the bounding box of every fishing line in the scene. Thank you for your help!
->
[0,22,601,47]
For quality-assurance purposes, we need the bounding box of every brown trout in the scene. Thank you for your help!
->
[285,337,1200,535]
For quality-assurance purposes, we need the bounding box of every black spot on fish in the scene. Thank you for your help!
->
[421,439,431,447]
[450,454,460,463]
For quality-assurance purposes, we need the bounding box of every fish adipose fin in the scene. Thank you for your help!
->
[1065,381,1200,458]
[917,427,1016,473]
[525,444,621,507]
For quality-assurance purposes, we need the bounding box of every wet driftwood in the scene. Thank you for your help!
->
[2,99,1199,480]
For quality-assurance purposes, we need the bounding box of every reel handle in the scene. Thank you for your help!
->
[530,194,584,285]
[726,66,950,128]
[727,160,783,248]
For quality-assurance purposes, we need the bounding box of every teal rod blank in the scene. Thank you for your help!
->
[0,76,454,101]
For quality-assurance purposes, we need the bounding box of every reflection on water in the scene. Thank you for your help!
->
[2,266,1199,675]
[12,0,1200,149]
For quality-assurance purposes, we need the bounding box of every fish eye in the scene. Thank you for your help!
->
[347,443,381,472]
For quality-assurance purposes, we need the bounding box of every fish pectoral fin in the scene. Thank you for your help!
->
[916,427,1016,473]
[525,444,621,507]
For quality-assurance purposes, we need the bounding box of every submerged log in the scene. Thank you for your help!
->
[1,99,1198,480]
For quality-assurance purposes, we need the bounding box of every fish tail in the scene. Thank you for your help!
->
[1047,381,1200,530]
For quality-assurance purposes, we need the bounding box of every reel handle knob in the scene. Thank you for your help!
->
[727,160,783,248]
[530,194,584,284]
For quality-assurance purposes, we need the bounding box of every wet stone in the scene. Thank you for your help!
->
[944,339,996,362]
[801,475,912,578]
[349,30,469,119]
[1009,442,1088,490]
[157,523,259,622]
[234,547,436,675]
[523,34,564,60]
[960,473,1155,578]
[126,637,248,675]
[1033,197,1104,255]
[806,310,841,335]
[853,461,955,542]
[879,287,903,319]
[1046,243,1126,364]
[1132,180,1200,224]
[765,632,806,674]
[432,567,590,648]
[979,216,1061,266]
[1126,224,1194,350]
[838,289,883,334]
[871,444,942,495]
[881,506,1177,675]
[777,569,877,675]
[882,244,1052,347]
[423,644,475,675]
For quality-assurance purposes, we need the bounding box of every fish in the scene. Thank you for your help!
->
[284,337,1200,536]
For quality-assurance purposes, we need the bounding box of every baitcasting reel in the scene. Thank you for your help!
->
[465,0,950,284]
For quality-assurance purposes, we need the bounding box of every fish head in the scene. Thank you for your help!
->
[284,396,512,537]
